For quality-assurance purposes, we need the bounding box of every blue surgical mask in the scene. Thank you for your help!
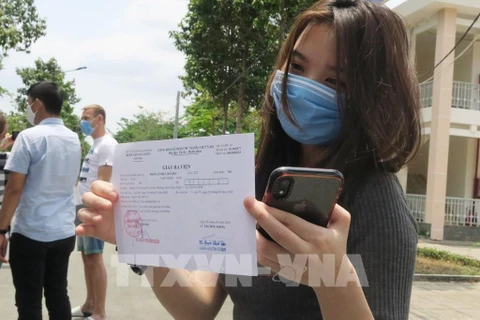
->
[270,70,342,145]
[80,120,95,136]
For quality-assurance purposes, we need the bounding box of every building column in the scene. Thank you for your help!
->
[410,28,417,67]
[464,138,477,199]
[472,42,480,200]
[397,166,409,193]
[424,8,457,240]
[471,41,480,84]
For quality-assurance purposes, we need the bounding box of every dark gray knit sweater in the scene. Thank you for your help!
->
[218,171,418,319]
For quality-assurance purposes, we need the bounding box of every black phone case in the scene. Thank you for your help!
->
[258,167,344,242]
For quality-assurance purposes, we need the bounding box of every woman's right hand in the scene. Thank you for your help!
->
[0,133,14,151]
[76,180,118,244]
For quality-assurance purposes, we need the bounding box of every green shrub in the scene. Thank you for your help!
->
[417,247,480,268]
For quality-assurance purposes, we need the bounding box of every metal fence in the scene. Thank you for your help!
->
[419,80,480,111]
[419,81,433,108]
[445,197,479,227]
[405,194,479,227]
[405,194,426,223]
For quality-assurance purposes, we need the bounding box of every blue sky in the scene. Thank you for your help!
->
[0,0,189,133]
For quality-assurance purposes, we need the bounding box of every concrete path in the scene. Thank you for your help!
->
[410,282,480,320]
[1,242,480,319]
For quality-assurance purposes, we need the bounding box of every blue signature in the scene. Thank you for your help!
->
[202,233,216,240]
[199,232,227,251]
[198,239,226,246]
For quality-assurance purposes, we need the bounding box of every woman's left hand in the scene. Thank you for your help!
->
[244,197,352,288]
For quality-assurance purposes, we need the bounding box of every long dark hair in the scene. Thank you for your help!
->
[255,0,422,206]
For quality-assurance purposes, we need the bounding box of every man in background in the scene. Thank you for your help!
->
[72,105,117,320]
[0,81,81,319]
[0,112,14,270]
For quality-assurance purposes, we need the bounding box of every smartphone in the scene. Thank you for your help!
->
[12,131,20,141]
[258,166,344,242]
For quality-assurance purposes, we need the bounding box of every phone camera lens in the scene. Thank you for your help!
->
[274,178,292,198]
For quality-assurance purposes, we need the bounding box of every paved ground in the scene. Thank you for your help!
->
[1,240,480,319]
[410,282,480,320]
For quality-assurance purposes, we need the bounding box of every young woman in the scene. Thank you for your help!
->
[77,0,421,319]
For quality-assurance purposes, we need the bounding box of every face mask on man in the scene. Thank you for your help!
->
[270,70,342,146]
[26,100,38,126]
[80,117,97,136]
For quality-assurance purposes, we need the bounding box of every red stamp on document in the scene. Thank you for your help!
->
[124,210,142,238]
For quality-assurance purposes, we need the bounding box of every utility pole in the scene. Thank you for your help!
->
[173,91,180,139]
[65,66,87,73]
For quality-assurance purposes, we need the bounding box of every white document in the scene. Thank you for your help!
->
[112,133,258,276]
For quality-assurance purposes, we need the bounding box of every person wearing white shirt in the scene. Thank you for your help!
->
[0,81,82,320]
[72,105,117,320]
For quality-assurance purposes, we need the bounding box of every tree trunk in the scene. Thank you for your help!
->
[236,81,246,133]
[236,47,249,133]
[222,94,228,134]
[279,0,287,50]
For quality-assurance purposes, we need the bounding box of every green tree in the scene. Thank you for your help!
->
[242,106,261,148]
[6,110,28,132]
[0,0,47,94]
[180,94,262,149]
[277,0,317,41]
[115,106,175,143]
[170,1,239,134]
[170,0,317,136]
[180,94,233,137]
[12,57,89,157]
[170,0,279,133]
